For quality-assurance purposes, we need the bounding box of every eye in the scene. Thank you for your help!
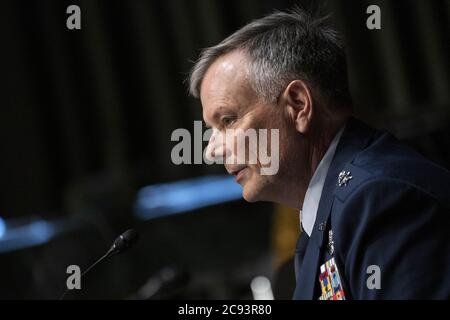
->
[221,116,236,128]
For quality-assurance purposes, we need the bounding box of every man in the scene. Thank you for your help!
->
[188,9,450,299]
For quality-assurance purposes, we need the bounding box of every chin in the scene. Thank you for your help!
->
[242,190,259,202]
[241,182,265,203]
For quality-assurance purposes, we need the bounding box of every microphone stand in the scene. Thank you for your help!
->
[59,248,113,300]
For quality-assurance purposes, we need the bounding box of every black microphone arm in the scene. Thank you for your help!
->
[59,229,139,300]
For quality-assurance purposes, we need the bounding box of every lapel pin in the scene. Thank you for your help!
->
[338,170,352,187]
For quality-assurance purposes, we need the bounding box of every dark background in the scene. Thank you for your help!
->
[0,0,448,299]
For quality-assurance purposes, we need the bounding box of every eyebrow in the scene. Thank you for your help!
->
[204,105,236,129]
[212,106,236,121]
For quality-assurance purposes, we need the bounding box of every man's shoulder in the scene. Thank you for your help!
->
[327,121,450,299]
[334,127,450,208]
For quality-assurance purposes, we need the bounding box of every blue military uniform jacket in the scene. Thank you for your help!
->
[293,117,450,299]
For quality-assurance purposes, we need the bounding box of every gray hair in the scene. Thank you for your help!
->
[188,8,351,106]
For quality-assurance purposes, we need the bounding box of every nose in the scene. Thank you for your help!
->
[205,129,227,162]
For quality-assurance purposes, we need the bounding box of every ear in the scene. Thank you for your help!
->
[279,80,313,134]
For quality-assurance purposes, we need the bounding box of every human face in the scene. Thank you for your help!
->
[200,50,303,204]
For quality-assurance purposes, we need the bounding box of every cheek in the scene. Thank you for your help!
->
[277,121,297,160]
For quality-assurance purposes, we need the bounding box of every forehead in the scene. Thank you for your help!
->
[200,51,257,121]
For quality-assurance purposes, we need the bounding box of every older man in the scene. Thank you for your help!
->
[188,9,450,299]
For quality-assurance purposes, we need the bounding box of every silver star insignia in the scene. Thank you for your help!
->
[338,170,352,187]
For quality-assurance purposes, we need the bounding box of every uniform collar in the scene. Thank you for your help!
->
[300,125,345,236]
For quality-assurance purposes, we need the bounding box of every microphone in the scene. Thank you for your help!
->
[59,229,139,299]
[106,229,139,258]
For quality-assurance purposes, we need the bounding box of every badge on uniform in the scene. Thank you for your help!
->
[318,257,346,300]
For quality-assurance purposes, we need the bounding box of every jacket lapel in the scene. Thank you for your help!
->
[294,118,376,299]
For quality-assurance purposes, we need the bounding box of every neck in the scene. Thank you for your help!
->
[294,114,349,209]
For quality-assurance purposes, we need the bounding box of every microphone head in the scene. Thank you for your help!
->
[111,229,139,255]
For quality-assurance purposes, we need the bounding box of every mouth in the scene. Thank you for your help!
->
[229,167,248,182]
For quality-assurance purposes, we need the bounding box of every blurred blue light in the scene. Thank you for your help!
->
[0,217,5,238]
[135,175,243,220]
[0,219,64,254]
